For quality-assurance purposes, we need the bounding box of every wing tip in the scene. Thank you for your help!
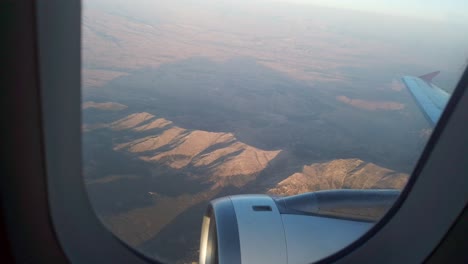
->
[418,71,440,83]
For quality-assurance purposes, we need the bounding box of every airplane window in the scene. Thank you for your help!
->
[81,0,468,263]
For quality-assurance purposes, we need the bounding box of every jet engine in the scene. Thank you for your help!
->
[199,189,399,264]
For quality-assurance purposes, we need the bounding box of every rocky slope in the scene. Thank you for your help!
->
[268,159,409,196]
[107,112,281,188]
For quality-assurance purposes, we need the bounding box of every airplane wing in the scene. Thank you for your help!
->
[402,71,450,126]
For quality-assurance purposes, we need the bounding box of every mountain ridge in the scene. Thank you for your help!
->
[268,158,408,196]
[98,111,282,188]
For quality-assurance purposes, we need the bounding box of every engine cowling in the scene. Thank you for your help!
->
[199,190,399,264]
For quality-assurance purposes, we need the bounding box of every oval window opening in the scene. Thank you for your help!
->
[81,0,467,263]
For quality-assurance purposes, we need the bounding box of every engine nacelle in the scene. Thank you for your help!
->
[199,190,399,264]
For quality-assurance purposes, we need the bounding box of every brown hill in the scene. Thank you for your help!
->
[133,118,173,131]
[268,159,409,196]
[109,112,156,131]
[84,112,173,133]
[336,96,405,111]
[110,113,281,187]
[82,101,128,111]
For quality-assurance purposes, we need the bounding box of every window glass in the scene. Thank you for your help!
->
[81,0,467,263]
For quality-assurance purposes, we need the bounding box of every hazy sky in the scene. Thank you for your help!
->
[273,0,468,23]
[86,0,468,24]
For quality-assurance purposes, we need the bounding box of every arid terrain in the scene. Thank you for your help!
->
[83,94,414,262]
[268,159,408,196]
[80,1,465,263]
